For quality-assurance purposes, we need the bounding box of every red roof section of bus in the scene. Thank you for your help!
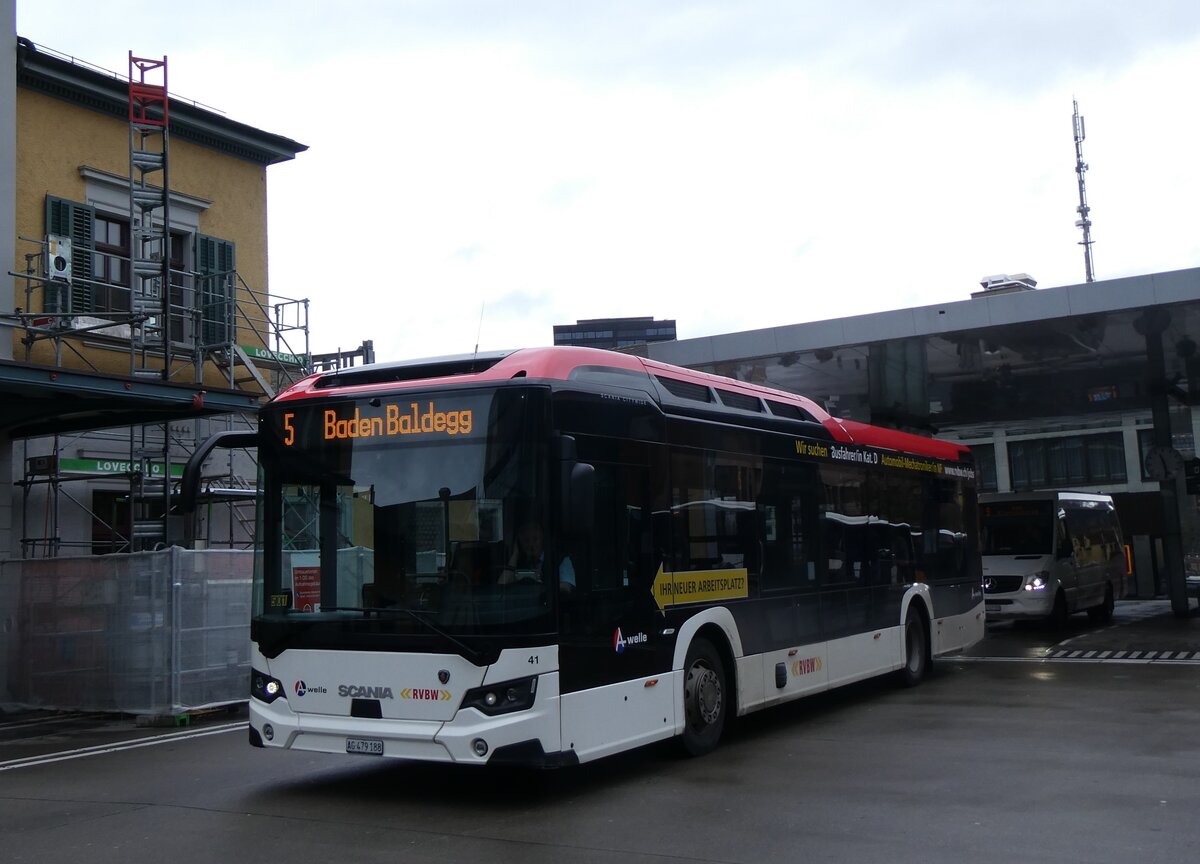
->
[835,418,970,461]
[275,346,970,462]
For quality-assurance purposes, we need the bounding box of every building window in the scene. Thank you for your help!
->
[91,489,130,554]
[48,194,230,347]
[971,443,998,492]
[197,234,237,346]
[92,213,131,314]
[1008,432,1126,491]
[168,231,188,343]
[45,195,96,314]
[1136,427,1196,481]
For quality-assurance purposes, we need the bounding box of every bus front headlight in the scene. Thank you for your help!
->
[251,669,285,703]
[460,676,538,716]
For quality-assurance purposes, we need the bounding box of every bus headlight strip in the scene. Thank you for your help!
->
[460,676,538,716]
[251,668,285,704]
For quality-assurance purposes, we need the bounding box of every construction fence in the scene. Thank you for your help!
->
[0,548,252,716]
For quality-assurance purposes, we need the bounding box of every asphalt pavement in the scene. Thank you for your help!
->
[969,597,1200,662]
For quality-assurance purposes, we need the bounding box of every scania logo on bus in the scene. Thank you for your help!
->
[338,684,395,699]
[438,669,450,685]
[613,627,648,654]
[293,680,327,696]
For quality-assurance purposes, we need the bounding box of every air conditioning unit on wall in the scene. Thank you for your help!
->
[46,234,72,281]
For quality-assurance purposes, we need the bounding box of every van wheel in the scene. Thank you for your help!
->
[1050,590,1069,628]
[680,638,727,757]
[898,606,929,687]
[1087,584,1115,624]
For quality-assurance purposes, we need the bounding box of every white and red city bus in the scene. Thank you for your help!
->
[229,346,983,765]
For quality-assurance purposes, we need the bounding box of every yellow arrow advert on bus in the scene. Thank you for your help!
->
[651,564,749,611]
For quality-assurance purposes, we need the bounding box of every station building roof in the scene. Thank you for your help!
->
[644,267,1200,434]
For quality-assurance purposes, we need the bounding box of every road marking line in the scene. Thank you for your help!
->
[959,656,1200,666]
[0,722,244,772]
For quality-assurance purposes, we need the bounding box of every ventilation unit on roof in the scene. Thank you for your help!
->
[973,273,1036,297]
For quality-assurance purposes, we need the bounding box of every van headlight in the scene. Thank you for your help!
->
[1025,572,1052,591]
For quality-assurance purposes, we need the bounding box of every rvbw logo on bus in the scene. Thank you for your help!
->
[613,627,648,654]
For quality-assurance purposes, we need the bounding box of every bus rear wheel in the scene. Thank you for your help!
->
[681,637,727,756]
[898,606,929,687]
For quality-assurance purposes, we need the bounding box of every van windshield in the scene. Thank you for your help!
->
[979,501,1054,555]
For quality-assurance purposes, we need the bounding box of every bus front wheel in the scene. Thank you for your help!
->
[898,607,929,687]
[681,637,727,756]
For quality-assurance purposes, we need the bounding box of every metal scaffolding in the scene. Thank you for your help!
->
[3,48,353,557]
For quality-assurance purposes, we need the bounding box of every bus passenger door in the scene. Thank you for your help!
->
[817,465,884,686]
[557,451,668,758]
[757,459,825,702]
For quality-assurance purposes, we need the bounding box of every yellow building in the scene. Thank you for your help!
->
[2,36,307,557]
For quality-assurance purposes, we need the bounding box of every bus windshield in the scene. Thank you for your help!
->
[979,500,1054,555]
[253,386,554,641]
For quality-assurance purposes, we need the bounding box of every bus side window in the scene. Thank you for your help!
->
[581,459,653,594]
[822,514,848,583]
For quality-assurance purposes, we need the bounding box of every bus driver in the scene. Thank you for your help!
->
[498,521,576,593]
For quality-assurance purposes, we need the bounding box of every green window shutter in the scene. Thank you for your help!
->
[196,234,236,347]
[44,195,96,314]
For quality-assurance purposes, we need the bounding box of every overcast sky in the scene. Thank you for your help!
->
[15,1,1200,363]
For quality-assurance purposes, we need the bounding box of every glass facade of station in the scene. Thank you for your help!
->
[649,287,1200,602]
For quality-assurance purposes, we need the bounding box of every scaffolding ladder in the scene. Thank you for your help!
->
[127,53,172,549]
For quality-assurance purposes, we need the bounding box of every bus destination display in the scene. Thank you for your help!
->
[278,400,475,446]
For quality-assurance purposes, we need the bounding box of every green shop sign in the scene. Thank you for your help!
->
[239,345,306,366]
[58,458,185,478]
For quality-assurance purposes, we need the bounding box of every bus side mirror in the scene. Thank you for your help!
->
[566,462,594,535]
[180,429,258,513]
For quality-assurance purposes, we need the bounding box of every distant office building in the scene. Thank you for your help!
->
[553,316,677,350]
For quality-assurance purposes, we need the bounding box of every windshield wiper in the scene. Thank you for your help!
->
[323,605,403,616]
[323,605,485,664]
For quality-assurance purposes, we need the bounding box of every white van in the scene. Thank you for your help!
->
[979,491,1128,625]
